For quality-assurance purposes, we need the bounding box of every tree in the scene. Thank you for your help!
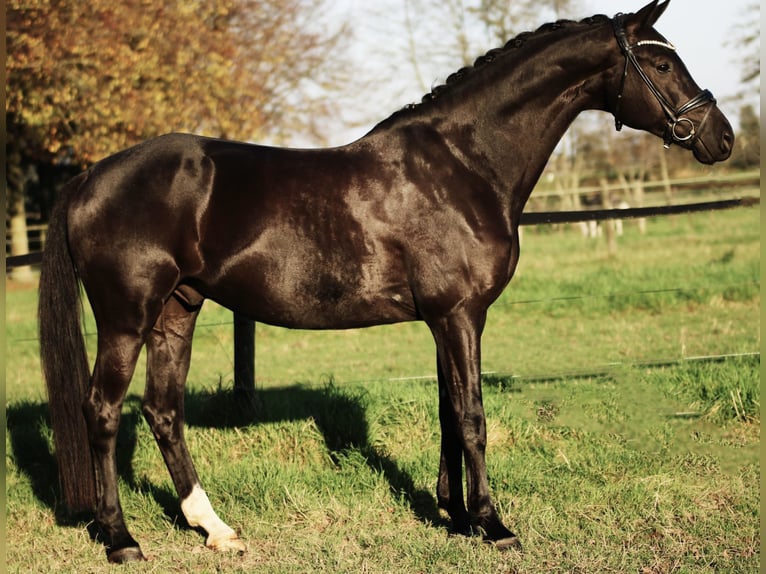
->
[397,0,581,93]
[6,0,350,273]
[731,104,760,170]
[729,1,759,104]
[7,0,348,162]
[727,2,759,171]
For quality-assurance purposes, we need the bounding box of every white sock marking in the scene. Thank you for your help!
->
[181,484,244,552]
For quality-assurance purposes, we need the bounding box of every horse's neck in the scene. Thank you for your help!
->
[383,20,617,220]
[464,23,614,201]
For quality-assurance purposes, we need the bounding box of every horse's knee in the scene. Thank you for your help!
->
[460,413,487,451]
[82,390,122,447]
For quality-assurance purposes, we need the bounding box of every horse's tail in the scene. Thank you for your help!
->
[38,171,96,513]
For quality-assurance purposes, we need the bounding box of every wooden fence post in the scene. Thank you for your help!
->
[233,313,256,403]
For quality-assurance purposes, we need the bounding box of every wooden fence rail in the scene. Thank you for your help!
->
[529,169,760,199]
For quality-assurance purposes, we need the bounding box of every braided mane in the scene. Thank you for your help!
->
[374,14,610,128]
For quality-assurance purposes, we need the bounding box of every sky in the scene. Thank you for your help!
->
[318,0,758,145]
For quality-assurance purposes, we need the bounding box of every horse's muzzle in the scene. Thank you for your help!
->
[689,105,734,165]
[694,126,734,165]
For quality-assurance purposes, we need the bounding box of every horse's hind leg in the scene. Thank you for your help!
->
[84,328,153,563]
[142,292,246,554]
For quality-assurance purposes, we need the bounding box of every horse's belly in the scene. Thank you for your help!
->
[196,256,417,330]
[210,284,417,329]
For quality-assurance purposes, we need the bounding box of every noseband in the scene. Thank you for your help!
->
[612,13,716,148]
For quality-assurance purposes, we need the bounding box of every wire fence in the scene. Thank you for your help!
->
[10,280,758,389]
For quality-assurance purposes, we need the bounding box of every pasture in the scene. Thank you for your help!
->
[5,206,760,573]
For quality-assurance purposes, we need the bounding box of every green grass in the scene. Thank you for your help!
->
[5,207,760,572]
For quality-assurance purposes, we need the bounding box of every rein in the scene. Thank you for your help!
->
[612,13,716,148]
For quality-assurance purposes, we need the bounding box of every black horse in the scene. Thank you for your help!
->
[39,1,733,563]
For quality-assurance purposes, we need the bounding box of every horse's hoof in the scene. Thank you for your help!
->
[448,520,475,538]
[206,533,246,554]
[107,546,147,563]
[491,536,523,552]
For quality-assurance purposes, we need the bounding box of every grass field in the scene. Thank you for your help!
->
[5,207,760,573]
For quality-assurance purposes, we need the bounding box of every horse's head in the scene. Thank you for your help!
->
[609,0,733,164]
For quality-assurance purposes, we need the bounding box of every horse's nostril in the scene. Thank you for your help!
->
[722,131,734,153]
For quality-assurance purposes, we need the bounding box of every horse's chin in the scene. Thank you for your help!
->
[691,138,731,165]
[692,146,717,165]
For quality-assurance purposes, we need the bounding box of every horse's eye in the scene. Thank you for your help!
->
[656,62,671,74]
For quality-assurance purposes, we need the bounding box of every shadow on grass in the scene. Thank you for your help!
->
[184,382,446,529]
[6,400,144,527]
[6,382,446,535]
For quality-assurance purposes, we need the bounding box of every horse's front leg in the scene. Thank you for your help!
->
[142,295,246,555]
[429,307,520,550]
[436,355,471,535]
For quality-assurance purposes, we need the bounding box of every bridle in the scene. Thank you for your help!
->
[612,12,716,148]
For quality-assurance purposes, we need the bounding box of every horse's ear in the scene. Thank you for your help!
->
[631,0,670,29]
